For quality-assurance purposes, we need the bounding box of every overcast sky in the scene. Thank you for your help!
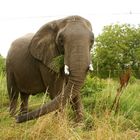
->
[0,0,140,57]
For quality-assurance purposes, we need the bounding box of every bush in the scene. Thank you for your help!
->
[0,55,6,74]
[81,74,106,97]
[81,75,107,113]
[93,24,140,78]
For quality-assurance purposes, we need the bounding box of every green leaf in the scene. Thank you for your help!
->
[48,55,64,73]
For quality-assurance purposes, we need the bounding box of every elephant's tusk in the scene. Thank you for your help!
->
[89,64,94,71]
[64,65,70,75]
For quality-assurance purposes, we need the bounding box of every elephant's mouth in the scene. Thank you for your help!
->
[64,64,93,75]
[48,55,94,75]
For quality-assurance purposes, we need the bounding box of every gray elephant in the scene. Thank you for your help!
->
[6,15,94,123]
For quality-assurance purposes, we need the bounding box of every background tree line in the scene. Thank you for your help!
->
[0,23,140,78]
[0,54,5,74]
[92,24,140,78]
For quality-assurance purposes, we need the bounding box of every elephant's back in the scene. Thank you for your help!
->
[7,33,34,61]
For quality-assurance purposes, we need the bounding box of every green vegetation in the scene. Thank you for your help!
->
[0,54,5,74]
[1,23,140,139]
[93,24,140,78]
[0,73,140,140]
[48,55,64,73]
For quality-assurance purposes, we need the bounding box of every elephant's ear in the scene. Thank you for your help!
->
[29,22,59,66]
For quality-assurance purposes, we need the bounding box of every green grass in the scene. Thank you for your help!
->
[0,73,140,140]
[48,55,64,73]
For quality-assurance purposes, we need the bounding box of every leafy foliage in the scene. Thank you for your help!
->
[81,74,106,96]
[0,54,5,74]
[48,55,64,73]
[81,74,107,113]
[93,24,140,78]
[0,73,140,139]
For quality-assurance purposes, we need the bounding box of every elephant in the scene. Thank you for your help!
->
[6,15,94,123]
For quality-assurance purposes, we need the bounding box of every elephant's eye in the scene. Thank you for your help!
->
[90,35,94,45]
[58,34,64,46]
[89,40,93,52]
[56,34,64,54]
[90,39,94,46]
[89,33,94,50]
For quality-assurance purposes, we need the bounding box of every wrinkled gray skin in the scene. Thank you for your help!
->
[6,16,94,123]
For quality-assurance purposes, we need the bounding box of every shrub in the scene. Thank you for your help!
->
[81,74,106,97]
[0,55,6,74]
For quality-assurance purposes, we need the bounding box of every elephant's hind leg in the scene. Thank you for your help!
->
[9,90,19,116]
[20,92,29,114]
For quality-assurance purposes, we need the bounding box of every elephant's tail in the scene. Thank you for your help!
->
[6,71,19,115]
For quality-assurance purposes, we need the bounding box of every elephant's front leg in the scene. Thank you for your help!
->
[20,92,29,114]
[71,94,84,123]
[49,79,66,116]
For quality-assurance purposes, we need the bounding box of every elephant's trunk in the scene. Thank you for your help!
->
[16,76,85,123]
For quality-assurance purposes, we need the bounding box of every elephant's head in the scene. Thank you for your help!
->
[16,15,94,122]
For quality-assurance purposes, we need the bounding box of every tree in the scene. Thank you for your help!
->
[93,24,140,78]
[0,54,6,74]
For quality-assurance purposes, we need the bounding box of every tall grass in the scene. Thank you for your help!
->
[0,73,8,107]
[0,74,140,140]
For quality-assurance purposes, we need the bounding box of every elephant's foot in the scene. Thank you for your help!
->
[54,108,65,117]
[9,110,16,117]
[19,109,28,115]
[75,112,84,123]
[9,106,17,117]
